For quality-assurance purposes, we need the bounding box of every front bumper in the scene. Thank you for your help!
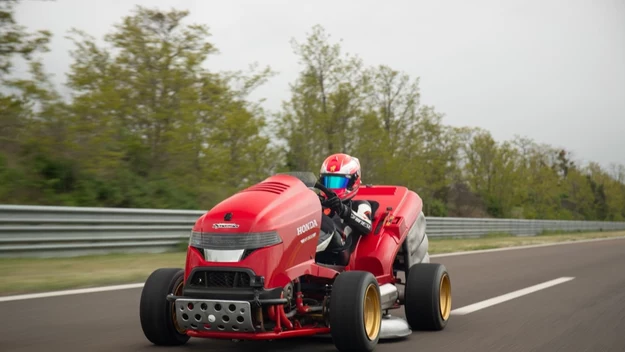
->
[169,296,330,340]
[173,297,256,333]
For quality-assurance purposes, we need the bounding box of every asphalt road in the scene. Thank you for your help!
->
[2,238,625,352]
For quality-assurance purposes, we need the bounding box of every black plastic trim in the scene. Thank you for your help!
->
[182,286,284,301]
[374,212,388,235]
[183,266,283,301]
[166,294,287,305]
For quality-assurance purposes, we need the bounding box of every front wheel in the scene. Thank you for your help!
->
[139,268,190,346]
[330,271,382,352]
[404,263,452,331]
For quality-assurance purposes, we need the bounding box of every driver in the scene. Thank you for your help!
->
[319,153,373,237]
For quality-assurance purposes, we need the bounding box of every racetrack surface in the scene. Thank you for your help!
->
[2,238,625,352]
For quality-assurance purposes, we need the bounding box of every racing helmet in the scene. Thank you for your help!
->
[319,153,362,201]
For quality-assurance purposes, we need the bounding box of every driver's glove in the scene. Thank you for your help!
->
[323,196,350,218]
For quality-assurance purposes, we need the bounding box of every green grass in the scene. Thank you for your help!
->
[427,230,625,254]
[0,251,186,296]
[1,230,624,296]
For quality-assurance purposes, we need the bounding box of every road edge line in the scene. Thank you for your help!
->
[450,276,575,315]
[430,235,625,258]
[0,283,145,303]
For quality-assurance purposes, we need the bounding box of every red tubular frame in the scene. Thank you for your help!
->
[267,305,276,321]
[276,304,293,331]
[186,327,331,340]
[295,291,311,314]
[187,299,327,340]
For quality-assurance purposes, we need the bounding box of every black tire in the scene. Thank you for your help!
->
[330,271,382,352]
[404,263,452,331]
[139,268,190,346]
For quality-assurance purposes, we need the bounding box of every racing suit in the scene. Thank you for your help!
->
[323,197,373,236]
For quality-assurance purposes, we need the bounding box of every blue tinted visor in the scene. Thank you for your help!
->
[320,175,350,189]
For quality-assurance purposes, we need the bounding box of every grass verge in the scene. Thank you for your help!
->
[1,230,624,296]
[427,230,625,254]
[0,252,186,296]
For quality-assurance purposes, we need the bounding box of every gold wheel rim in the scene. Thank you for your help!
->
[439,272,452,321]
[172,280,185,334]
[363,283,381,340]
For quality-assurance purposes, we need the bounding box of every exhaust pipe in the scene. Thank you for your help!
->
[379,284,399,310]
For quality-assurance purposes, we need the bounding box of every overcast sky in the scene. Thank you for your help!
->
[14,0,625,168]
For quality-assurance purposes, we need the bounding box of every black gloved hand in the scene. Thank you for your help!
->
[322,196,348,217]
[321,195,340,211]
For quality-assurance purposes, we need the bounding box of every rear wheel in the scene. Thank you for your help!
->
[404,263,451,331]
[330,271,382,352]
[139,268,190,346]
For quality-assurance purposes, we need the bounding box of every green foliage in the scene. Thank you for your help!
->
[0,0,51,78]
[1,4,624,221]
[1,4,277,209]
[275,25,368,172]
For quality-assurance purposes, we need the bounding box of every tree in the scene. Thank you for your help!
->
[1,5,624,220]
[276,25,368,172]
[0,0,51,79]
[0,0,70,204]
[353,65,423,185]
[61,6,277,208]
[0,0,53,154]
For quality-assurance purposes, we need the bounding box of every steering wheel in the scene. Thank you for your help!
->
[314,181,340,213]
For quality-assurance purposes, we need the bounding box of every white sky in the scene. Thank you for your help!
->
[14,0,625,168]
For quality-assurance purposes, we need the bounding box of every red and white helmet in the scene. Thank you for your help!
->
[319,153,362,201]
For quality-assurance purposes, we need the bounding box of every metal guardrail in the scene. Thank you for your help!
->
[0,205,205,258]
[2,204,625,257]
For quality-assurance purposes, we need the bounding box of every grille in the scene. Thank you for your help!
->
[189,270,251,288]
[241,181,290,195]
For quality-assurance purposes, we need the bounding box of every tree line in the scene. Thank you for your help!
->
[1,3,624,221]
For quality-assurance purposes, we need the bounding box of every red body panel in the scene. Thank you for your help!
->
[185,174,340,288]
[349,185,423,284]
[184,176,423,289]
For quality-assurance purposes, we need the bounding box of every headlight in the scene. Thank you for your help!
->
[189,231,282,250]
[189,231,282,262]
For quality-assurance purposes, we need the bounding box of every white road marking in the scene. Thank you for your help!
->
[0,283,145,302]
[431,235,625,258]
[450,276,575,315]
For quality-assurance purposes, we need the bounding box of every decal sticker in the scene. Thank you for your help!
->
[296,219,318,236]
[300,232,317,244]
[212,223,240,229]
[350,212,372,231]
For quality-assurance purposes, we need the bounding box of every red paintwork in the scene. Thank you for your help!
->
[181,174,424,340]
[185,176,422,285]
[185,174,340,287]
[186,327,331,340]
[349,185,423,284]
